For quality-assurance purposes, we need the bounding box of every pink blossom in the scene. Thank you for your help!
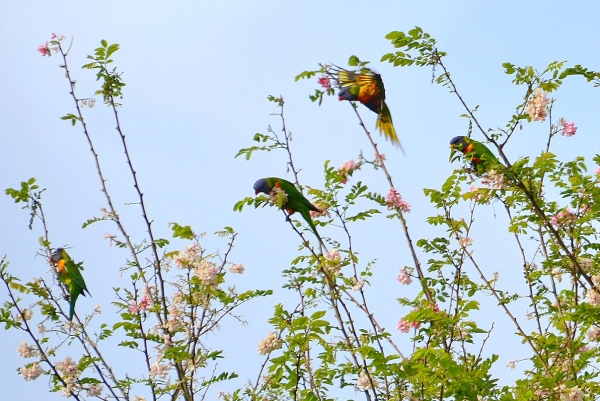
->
[594,167,600,176]
[433,304,440,313]
[397,319,419,333]
[86,384,103,397]
[20,364,43,381]
[587,289,600,306]
[340,159,356,173]
[318,76,331,90]
[560,120,577,137]
[50,33,57,39]
[56,356,79,376]
[586,326,600,341]
[525,88,549,122]
[374,153,386,168]
[338,159,358,184]
[129,295,150,314]
[150,362,172,379]
[129,303,138,313]
[550,208,576,226]
[195,260,218,285]
[139,295,150,310]
[325,248,340,262]
[386,188,411,212]
[17,342,39,358]
[397,268,412,285]
[397,319,411,333]
[37,43,51,56]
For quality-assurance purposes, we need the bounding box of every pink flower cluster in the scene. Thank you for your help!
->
[55,356,80,396]
[36,33,65,56]
[560,120,577,137]
[397,268,412,285]
[17,342,39,358]
[37,43,51,56]
[550,208,576,226]
[386,188,411,212]
[586,326,600,342]
[173,243,201,269]
[397,318,420,333]
[318,75,332,90]
[20,364,43,381]
[129,294,151,314]
[150,361,172,379]
[338,159,358,184]
[374,153,386,168]
[195,260,218,285]
[587,289,600,307]
[257,332,283,355]
[525,88,549,122]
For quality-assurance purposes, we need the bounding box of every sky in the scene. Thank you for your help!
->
[2,1,600,399]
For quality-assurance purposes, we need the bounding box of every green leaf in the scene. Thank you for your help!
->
[170,223,195,239]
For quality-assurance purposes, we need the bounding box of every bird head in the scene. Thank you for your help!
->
[253,178,271,195]
[449,136,468,152]
[338,86,354,102]
[50,248,64,264]
[449,136,471,164]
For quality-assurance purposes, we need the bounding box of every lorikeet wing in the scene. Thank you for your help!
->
[331,66,404,152]
[254,178,324,246]
[51,248,91,320]
[449,136,499,174]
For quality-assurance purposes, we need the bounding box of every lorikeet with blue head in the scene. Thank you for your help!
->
[50,248,91,320]
[331,66,404,153]
[449,136,500,175]
[253,177,324,246]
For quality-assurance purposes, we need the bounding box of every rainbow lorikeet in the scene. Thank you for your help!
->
[253,178,324,245]
[449,136,500,175]
[50,248,91,320]
[331,66,404,152]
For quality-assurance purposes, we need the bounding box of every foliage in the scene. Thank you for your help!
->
[3,28,600,401]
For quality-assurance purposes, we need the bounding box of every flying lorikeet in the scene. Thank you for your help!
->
[449,136,500,175]
[50,248,91,320]
[331,66,404,153]
[253,177,324,246]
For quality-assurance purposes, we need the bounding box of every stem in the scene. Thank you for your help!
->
[349,104,434,304]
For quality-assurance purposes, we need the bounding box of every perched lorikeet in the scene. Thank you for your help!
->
[331,66,404,152]
[50,248,91,320]
[449,136,500,175]
[253,178,324,245]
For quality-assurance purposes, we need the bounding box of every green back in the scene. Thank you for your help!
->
[266,178,317,213]
[265,177,323,246]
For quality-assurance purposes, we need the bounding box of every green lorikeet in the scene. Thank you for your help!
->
[331,66,404,153]
[50,248,91,320]
[449,136,500,174]
[253,178,324,245]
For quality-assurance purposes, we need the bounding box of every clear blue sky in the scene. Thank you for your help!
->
[2,1,600,399]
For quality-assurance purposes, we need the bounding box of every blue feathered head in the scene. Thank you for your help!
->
[253,178,271,195]
[338,86,356,102]
[449,136,468,150]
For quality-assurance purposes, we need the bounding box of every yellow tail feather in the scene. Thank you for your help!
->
[376,107,405,154]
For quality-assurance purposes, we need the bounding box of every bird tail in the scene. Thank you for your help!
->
[300,209,325,248]
[69,294,77,321]
[376,103,405,155]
